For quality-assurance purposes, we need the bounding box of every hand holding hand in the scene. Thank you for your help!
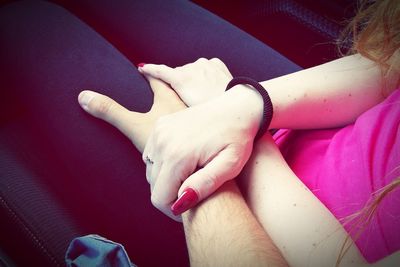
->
[78,59,263,221]
[139,58,232,106]
[78,76,186,153]
[143,85,263,217]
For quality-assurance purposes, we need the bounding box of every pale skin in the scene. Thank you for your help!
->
[79,55,399,266]
[79,76,288,266]
[261,54,395,129]
[136,54,400,220]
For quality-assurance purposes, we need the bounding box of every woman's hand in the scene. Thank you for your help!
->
[143,84,263,218]
[78,60,263,220]
[138,58,232,106]
[139,58,265,218]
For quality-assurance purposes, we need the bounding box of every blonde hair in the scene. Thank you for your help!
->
[339,0,400,94]
[336,0,400,265]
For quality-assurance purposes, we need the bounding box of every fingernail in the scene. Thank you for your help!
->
[171,188,199,216]
[137,63,146,68]
[78,91,95,109]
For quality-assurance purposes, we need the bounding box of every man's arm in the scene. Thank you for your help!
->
[78,77,287,265]
[182,180,288,267]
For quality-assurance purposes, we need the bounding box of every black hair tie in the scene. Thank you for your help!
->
[226,77,273,140]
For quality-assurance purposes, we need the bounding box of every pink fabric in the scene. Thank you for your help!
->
[274,89,400,263]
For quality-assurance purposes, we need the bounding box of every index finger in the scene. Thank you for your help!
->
[139,64,179,85]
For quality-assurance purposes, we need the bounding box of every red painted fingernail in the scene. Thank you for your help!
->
[137,63,146,68]
[171,188,199,216]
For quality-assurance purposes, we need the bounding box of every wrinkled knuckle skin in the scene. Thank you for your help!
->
[93,99,113,117]
[197,57,207,63]
[226,155,239,169]
[164,147,180,160]
[153,119,169,144]
[210,57,222,64]
[145,169,152,184]
[155,134,170,152]
[155,69,162,76]
[203,170,218,191]
[142,152,148,163]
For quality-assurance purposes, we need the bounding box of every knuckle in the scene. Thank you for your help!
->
[145,168,152,184]
[154,69,162,76]
[224,153,237,166]
[150,194,163,209]
[174,65,184,73]
[152,126,169,151]
[93,99,114,117]
[151,64,166,76]
[154,135,168,152]
[202,170,218,190]
[164,146,181,159]
[228,149,247,174]
[229,145,245,160]
[160,64,170,73]
[211,58,227,71]
[142,152,149,163]
[226,154,241,170]
[210,57,222,64]
[196,57,207,63]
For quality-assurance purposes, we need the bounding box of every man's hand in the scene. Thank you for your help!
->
[78,75,186,153]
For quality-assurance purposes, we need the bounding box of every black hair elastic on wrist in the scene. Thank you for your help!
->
[225,77,273,140]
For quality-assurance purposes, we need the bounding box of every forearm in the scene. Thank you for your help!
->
[182,180,288,267]
[238,134,367,267]
[262,54,391,129]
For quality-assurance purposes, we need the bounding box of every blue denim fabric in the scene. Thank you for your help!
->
[65,235,136,267]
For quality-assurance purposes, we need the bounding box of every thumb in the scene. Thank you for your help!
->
[170,146,243,216]
[139,63,178,85]
[78,90,141,139]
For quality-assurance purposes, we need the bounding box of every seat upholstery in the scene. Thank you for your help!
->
[0,1,353,266]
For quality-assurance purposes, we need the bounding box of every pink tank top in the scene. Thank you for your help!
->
[274,89,400,263]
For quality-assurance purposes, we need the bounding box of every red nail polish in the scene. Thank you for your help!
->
[137,63,146,68]
[171,188,199,216]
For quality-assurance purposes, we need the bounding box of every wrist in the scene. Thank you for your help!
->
[223,85,264,135]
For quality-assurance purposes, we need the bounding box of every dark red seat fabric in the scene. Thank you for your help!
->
[0,0,350,266]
